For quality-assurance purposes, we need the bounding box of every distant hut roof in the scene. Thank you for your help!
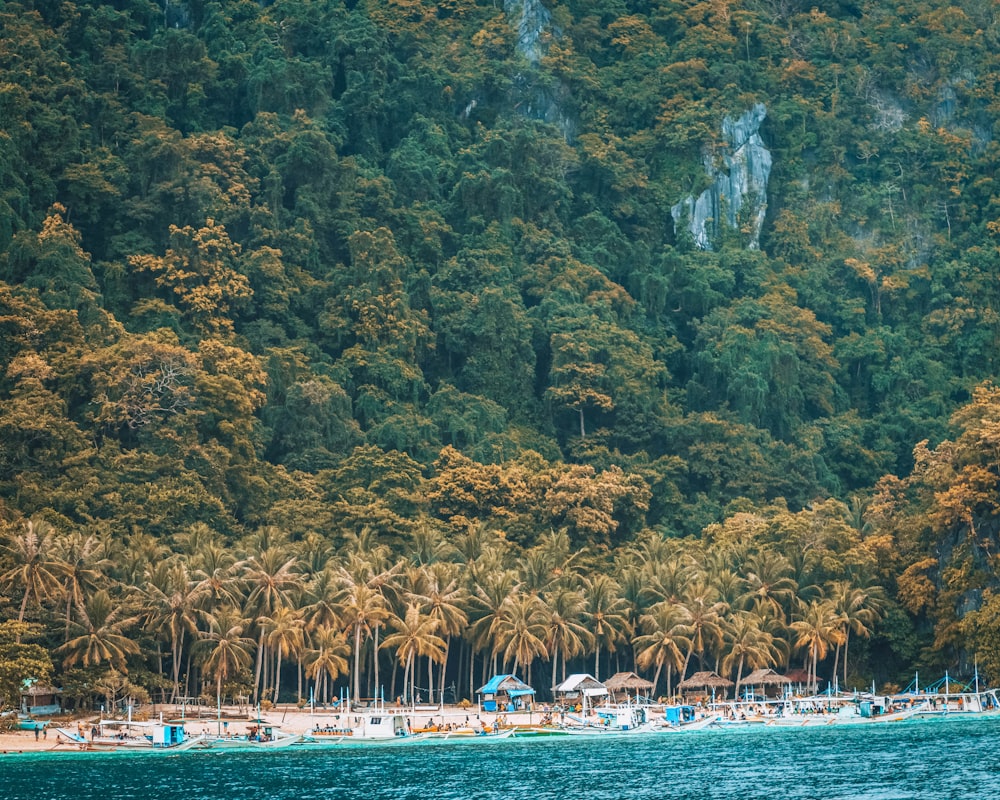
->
[554,674,607,696]
[603,671,654,692]
[783,668,812,684]
[742,668,791,686]
[677,671,734,690]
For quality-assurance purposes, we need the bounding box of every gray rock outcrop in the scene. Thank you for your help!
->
[672,103,772,250]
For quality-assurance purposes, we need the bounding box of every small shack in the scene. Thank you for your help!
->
[677,671,734,701]
[603,671,655,703]
[554,674,607,711]
[477,674,535,713]
[740,668,791,699]
[20,684,62,716]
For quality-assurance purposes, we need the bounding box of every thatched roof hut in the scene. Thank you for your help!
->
[677,671,734,698]
[740,668,791,698]
[603,671,654,701]
[742,668,791,686]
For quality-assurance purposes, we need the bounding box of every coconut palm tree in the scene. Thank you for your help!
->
[52,529,109,640]
[634,602,692,698]
[409,562,468,703]
[57,588,140,671]
[0,518,66,626]
[741,551,798,621]
[543,587,593,695]
[790,599,845,694]
[721,610,780,700]
[338,571,390,703]
[240,545,301,704]
[190,542,241,610]
[467,569,518,686]
[678,582,725,678]
[492,593,548,683]
[382,603,445,703]
[263,605,305,703]
[582,574,631,680]
[304,625,350,704]
[197,607,254,711]
[828,580,884,686]
[143,560,202,702]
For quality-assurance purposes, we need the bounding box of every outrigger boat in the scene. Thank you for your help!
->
[55,717,207,751]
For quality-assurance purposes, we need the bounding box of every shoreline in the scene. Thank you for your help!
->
[0,703,512,754]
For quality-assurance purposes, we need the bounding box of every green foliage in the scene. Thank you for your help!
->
[0,0,999,693]
[0,621,53,709]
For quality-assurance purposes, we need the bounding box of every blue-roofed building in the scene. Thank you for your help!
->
[477,674,535,712]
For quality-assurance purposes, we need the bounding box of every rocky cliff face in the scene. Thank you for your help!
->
[506,0,552,64]
[503,0,573,137]
[672,103,772,250]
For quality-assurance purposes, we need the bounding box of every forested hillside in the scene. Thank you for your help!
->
[3,0,1000,709]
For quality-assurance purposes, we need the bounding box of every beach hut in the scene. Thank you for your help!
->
[783,668,814,694]
[554,674,607,713]
[477,674,535,713]
[740,668,791,700]
[603,671,655,703]
[676,671,734,701]
[20,684,62,716]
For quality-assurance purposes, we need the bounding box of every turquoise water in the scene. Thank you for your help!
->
[4,716,1000,800]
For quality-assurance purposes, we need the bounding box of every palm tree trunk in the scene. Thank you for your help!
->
[374,623,381,699]
[550,648,559,699]
[734,654,745,701]
[651,662,662,697]
[440,636,451,703]
[353,622,362,702]
[666,663,673,699]
[842,630,851,687]
[594,647,600,680]
[274,644,283,705]
[253,630,265,705]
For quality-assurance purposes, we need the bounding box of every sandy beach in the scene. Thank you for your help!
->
[0,703,518,754]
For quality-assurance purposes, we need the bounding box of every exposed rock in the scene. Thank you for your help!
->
[505,0,554,64]
[671,103,772,250]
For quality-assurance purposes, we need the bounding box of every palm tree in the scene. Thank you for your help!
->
[721,610,780,700]
[52,529,108,640]
[543,587,593,696]
[382,603,445,703]
[240,545,301,704]
[57,589,140,671]
[828,580,883,686]
[790,599,845,694]
[263,605,305,703]
[409,562,468,703]
[190,542,241,610]
[143,560,202,702]
[678,582,725,678]
[467,569,518,687]
[741,551,798,620]
[0,518,66,626]
[492,594,548,683]
[338,572,390,702]
[197,607,254,712]
[304,625,350,704]
[582,574,631,679]
[634,602,692,698]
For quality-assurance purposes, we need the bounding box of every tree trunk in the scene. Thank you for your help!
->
[253,629,265,705]
[353,623,362,702]
[373,623,381,699]
[843,629,851,687]
[651,662,662,697]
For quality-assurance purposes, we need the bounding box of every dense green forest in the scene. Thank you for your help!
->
[3,0,1000,711]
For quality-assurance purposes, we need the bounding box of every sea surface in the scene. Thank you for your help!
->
[4,714,999,800]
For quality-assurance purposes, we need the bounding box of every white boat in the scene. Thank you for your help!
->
[653,706,720,732]
[559,702,653,735]
[417,727,516,743]
[304,698,423,744]
[57,718,207,751]
[192,721,300,749]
